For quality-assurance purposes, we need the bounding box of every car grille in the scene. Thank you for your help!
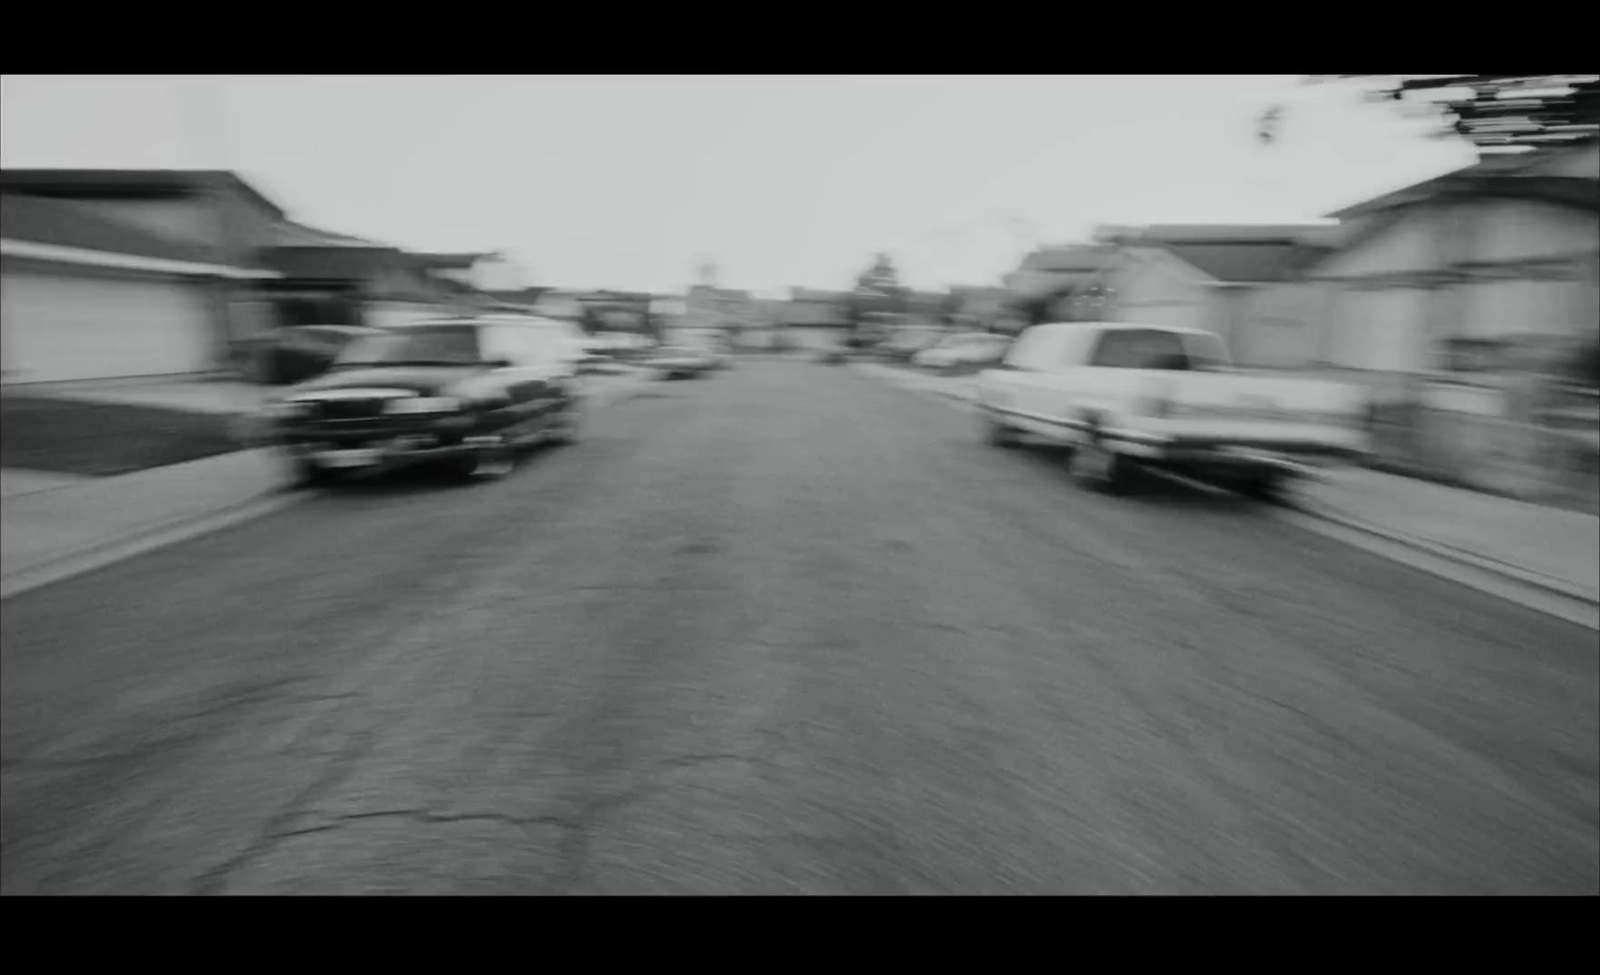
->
[313,399,387,421]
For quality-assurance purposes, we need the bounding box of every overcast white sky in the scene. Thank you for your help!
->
[1,75,1473,296]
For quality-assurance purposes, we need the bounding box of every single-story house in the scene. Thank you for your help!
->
[0,169,295,371]
[1001,244,1117,326]
[945,286,1014,332]
[0,169,525,369]
[1,193,280,385]
[1310,141,1599,380]
[261,228,471,331]
[1077,225,1336,368]
[1300,139,1599,508]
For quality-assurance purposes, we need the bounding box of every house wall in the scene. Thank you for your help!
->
[1233,279,1325,369]
[1105,248,1222,334]
[1317,196,1598,368]
[68,191,286,372]
[1311,190,1599,509]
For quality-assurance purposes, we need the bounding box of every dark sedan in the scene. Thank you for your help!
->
[253,324,386,386]
[259,317,583,486]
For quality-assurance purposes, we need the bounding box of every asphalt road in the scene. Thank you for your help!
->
[2,360,1595,895]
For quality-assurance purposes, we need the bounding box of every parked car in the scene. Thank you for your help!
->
[258,316,584,486]
[911,332,1012,373]
[255,325,386,386]
[876,325,948,362]
[974,322,1370,500]
[645,345,721,379]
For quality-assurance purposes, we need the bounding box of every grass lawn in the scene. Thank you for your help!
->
[0,395,241,477]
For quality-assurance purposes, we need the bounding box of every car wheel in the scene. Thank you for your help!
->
[293,460,339,490]
[546,402,582,446]
[456,441,515,482]
[982,413,1022,448]
[1070,434,1134,495]
[1234,471,1290,505]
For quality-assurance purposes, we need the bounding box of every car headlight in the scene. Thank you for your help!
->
[385,396,462,414]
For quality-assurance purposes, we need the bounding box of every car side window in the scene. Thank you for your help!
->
[1088,330,1191,369]
[1087,331,1134,367]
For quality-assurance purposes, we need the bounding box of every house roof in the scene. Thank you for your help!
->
[263,245,404,281]
[271,220,391,249]
[0,168,288,219]
[1,192,238,267]
[1160,240,1325,283]
[1326,143,1600,219]
[1019,244,1116,273]
[1140,224,1338,245]
[409,252,493,270]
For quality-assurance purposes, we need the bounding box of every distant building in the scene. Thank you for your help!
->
[0,169,515,379]
[783,288,850,328]
[1077,224,1334,368]
[1001,244,1118,326]
[946,286,1013,331]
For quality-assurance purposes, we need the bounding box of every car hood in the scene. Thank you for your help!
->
[287,365,483,397]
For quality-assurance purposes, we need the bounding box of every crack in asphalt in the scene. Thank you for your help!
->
[5,678,313,771]
[188,727,377,895]
[543,751,760,894]
[185,746,760,894]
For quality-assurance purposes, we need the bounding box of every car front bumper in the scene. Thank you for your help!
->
[272,415,495,473]
[1115,438,1366,478]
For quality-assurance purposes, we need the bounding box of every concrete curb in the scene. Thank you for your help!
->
[1,487,303,601]
[1281,500,1600,609]
[851,361,1600,629]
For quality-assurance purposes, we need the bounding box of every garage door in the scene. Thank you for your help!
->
[1,268,216,384]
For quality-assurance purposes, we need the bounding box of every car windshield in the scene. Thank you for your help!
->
[334,326,486,367]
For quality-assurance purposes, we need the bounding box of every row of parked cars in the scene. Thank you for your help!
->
[251,317,731,487]
[852,325,1015,374]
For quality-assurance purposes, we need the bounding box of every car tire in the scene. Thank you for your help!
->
[293,460,338,490]
[545,402,582,446]
[456,441,515,482]
[982,413,1022,448]
[1234,471,1290,505]
[1070,433,1135,495]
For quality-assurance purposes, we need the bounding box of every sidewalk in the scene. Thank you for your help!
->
[854,361,1600,606]
[1298,468,1600,604]
[1,449,296,598]
[1,368,660,599]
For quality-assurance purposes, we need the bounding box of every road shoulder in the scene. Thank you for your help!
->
[848,361,1600,631]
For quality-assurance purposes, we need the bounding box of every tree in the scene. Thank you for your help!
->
[844,252,909,344]
[851,253,907,314]
[1311,75,1600,155]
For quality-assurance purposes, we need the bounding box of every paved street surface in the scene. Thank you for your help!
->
[2,361,1595,894]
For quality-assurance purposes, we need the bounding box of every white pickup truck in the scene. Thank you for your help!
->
[974,322,1370,499]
